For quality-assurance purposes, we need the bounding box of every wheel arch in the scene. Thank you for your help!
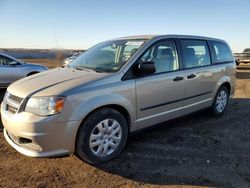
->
[214,76,234,97]
[220,82,231,94]
[82,104,132,133]
[27,71,39,76]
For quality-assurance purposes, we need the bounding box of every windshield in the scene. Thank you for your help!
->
[69,39,147,72]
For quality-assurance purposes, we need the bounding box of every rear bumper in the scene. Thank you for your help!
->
[1,104,81,157]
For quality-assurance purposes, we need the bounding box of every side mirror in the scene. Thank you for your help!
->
[137,61,156,75]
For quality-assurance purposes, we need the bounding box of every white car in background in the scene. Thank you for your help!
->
[0,52,48,88]
[64,52,82,65]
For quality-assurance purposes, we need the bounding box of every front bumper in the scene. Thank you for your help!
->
[238,59,250,63]
[1,105,81,157]
[4,129,70,157]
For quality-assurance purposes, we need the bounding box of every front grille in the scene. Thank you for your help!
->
[6,104,18,114]
[8,94,23,104]
[4,92,23,114]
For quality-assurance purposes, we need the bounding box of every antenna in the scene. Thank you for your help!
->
[54,22,58,48]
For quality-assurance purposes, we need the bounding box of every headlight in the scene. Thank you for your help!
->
[1,92,9,108]
[25,96,66,116]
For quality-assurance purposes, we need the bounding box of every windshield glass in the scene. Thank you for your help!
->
[69,39,147,72]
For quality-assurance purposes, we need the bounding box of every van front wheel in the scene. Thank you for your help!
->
[211,86,229,116]
[75,108,128,164]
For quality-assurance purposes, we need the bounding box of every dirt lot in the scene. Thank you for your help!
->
[21,59,63,69]
[0,63,250,188]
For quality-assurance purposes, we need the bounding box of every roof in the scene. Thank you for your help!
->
[112,34,225,43]
[115,35,156,40]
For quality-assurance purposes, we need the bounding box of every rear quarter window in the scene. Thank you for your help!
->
[210,41,233,63]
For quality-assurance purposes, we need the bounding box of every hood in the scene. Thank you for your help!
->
[8,67,109,98]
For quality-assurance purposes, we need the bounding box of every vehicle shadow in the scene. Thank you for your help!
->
[96,98,250,187]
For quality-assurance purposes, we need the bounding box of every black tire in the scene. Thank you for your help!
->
[75,108,128,164]
[211,86,229,116]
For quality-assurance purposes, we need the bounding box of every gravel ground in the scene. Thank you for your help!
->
[0,64,250,188]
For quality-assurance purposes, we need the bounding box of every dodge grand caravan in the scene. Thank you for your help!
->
[1,35,236,164]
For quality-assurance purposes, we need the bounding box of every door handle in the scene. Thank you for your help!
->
[173,76,184,81]
[187,74,196,79]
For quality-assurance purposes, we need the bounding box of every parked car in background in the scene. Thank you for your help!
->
[234,48,250,65]
[1,35,236,164]
[0,52,48,88]
[64,52,82,65]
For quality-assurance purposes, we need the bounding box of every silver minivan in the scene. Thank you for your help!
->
[1,35,236,164]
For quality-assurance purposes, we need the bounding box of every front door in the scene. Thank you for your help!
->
[135,40,185,128]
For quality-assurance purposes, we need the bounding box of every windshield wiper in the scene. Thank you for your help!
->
[74,67,94,72]
[74,66,107,73]
[61,64,69,68]
[94,69,105,73]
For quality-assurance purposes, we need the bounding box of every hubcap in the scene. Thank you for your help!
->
[216,90,227,113]
[89,119,122,157]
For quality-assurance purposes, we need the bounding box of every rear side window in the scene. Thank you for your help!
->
[210,41,233,63]
[181,40,211,69]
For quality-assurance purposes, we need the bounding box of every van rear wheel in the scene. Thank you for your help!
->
[75,108,128,164]
[211,86,229,116]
